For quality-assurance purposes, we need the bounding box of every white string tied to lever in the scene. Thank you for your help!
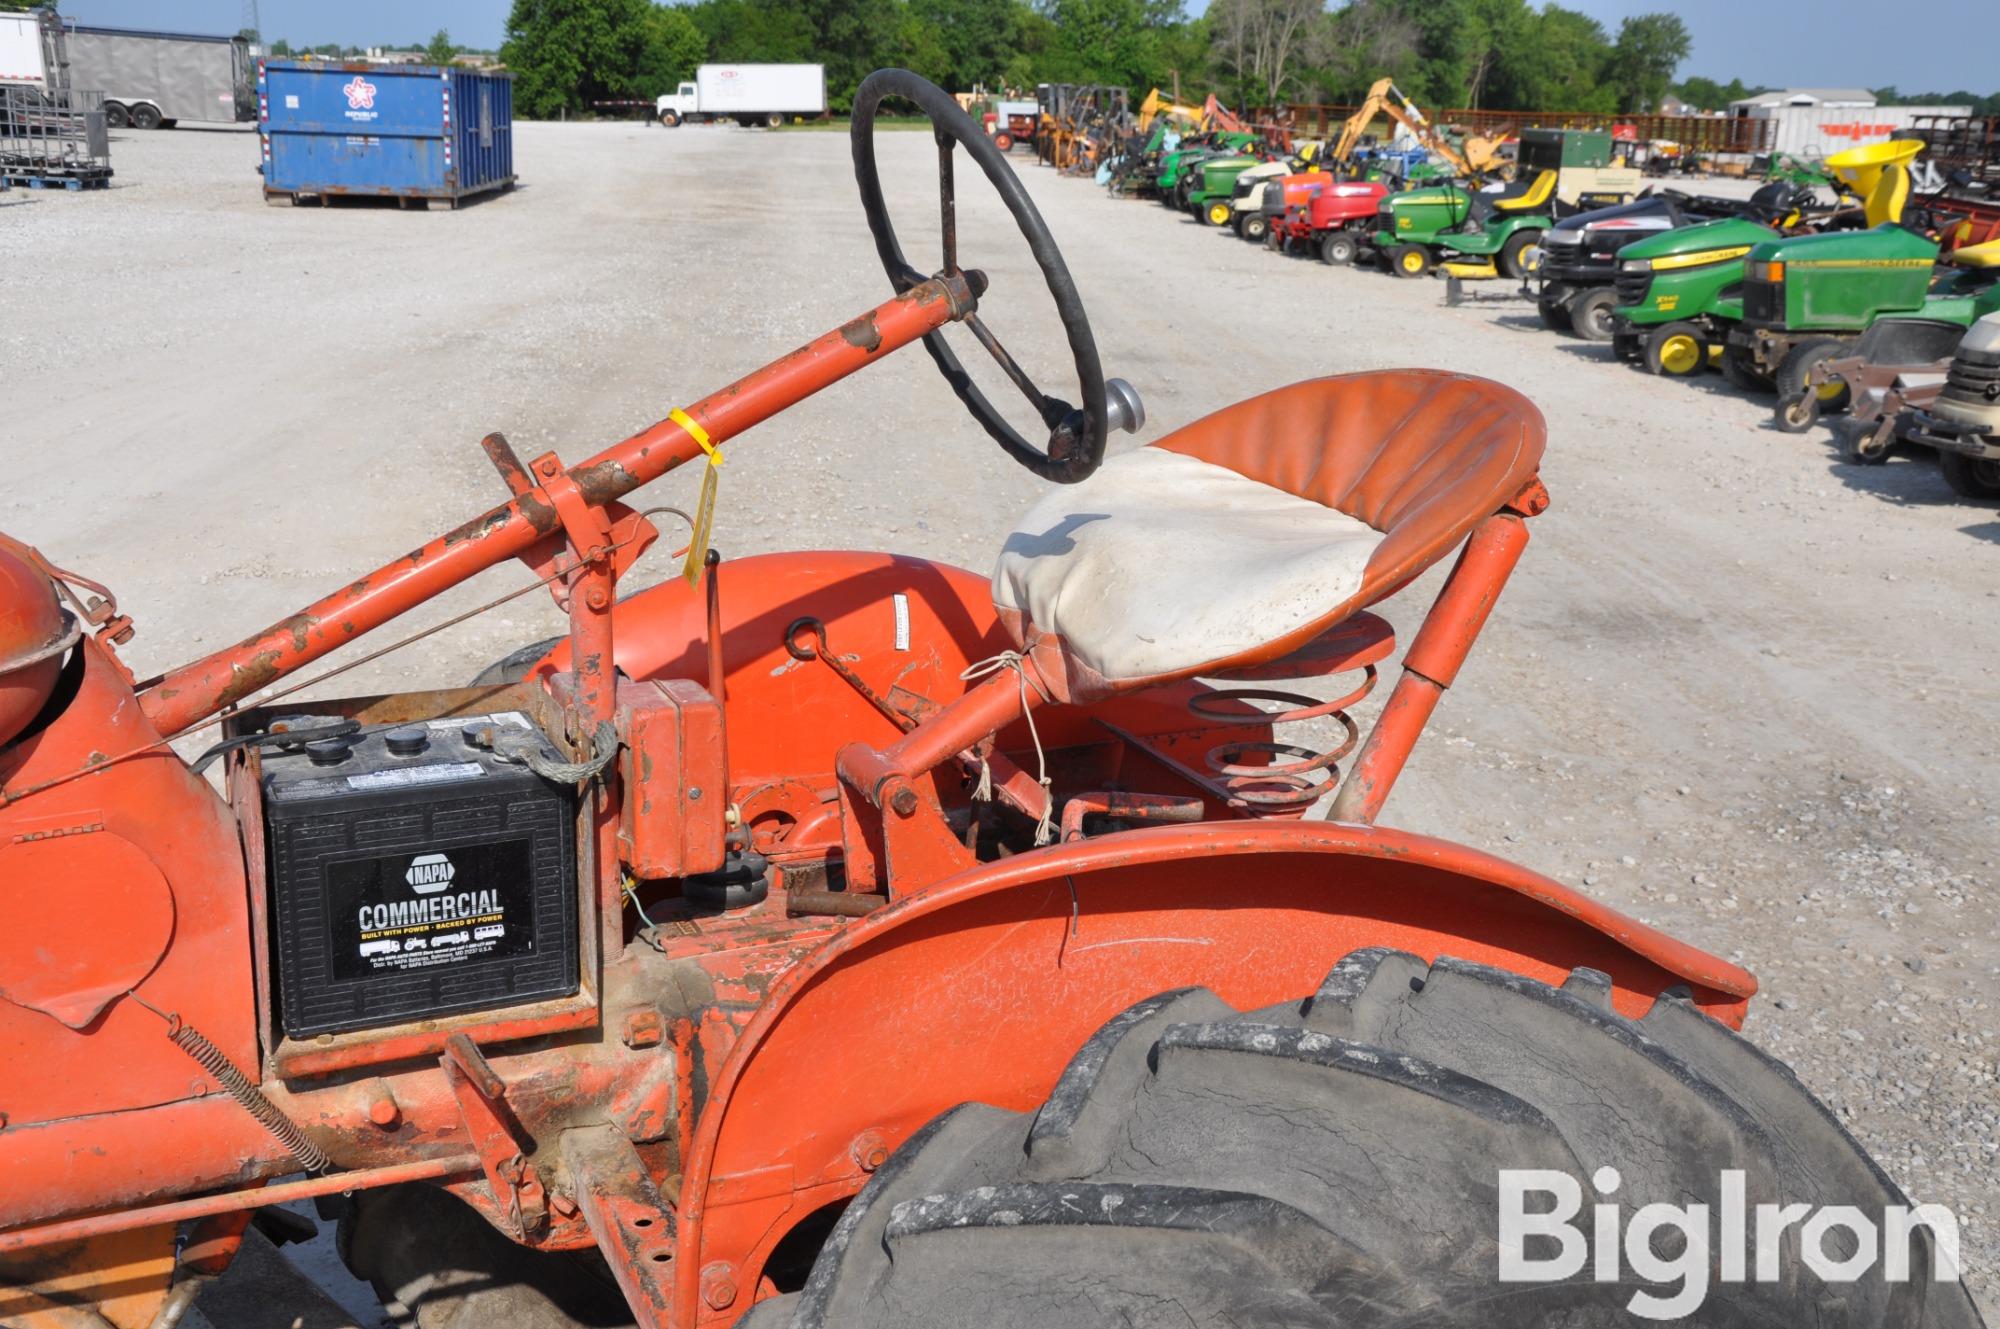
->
[959,649,1058,846]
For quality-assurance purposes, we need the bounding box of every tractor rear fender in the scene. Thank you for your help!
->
[671,820,1753,1324]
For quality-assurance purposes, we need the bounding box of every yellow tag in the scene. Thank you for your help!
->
[680,461,718,586]
[671,407,721,465]
[671,406,721,586]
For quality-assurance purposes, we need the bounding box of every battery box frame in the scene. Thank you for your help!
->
[226,681,603,1081]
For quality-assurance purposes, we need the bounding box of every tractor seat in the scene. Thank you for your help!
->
[992,371,1546,703]
[1493,170,1556,212]
[1466,170,1554,225]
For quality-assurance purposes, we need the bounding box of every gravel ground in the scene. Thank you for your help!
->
[2,120,1994,1318]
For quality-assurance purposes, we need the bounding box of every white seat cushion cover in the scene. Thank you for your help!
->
[992,447,1385,683]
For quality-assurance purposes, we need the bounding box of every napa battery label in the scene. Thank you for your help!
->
[327,840,536,979]
[345,762,484,791]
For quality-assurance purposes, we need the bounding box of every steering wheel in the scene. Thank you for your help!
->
[851,69,1141,484]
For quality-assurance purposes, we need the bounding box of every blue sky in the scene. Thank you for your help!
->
[58,2,1994,93]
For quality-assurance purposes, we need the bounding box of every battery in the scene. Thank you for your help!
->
[261,711,578,1039]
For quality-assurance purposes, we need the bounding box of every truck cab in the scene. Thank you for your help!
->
[656,81,697,126]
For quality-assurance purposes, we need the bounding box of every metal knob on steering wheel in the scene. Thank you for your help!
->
[851,69,1138,483]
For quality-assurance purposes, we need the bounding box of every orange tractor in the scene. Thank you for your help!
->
[0,72,1980,1329]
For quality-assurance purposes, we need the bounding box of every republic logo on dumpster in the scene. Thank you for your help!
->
[343,75,379,122]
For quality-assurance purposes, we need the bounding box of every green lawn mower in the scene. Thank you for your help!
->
[1186,146,1279,226]
[1609,216,1787,377]
[1714,142,2000,405]
[1156,133,1260,210]
[1372,129,1641,280]
[1608,139,1927,382]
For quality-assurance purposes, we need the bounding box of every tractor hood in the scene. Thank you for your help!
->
[1745,221,1940,268]
[1618,215,1774,264]
[1200,155,1258,182]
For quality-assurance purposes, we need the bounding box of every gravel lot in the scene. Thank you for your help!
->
[3,119,1994,1318]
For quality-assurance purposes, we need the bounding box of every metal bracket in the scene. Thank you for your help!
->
[482,432,658,610]
[439,1032,548,1237]
[561,1125,676,1329]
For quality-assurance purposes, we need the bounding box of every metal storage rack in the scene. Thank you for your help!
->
[1,86,113,189]
[1,11,112,190]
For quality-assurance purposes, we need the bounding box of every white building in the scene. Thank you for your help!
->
[1728,88,1972,158]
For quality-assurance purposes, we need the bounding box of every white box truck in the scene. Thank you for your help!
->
[1,10,56,91]
[655,64,825,128]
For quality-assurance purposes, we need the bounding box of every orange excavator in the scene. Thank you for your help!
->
[1328,77,1508,181]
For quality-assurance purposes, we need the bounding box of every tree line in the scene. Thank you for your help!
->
[497,0,1726,120]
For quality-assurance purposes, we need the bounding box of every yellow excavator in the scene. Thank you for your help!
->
[1135,88,1203,134]
[1328,78,1508,182]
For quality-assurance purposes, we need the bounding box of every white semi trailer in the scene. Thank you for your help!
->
[63,23,254,129]
[655,63,826,128]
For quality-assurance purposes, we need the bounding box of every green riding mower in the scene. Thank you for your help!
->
[1156,132,1261,210]
[1372,129,1640,280]
[1751,226,2000,416]
[1608,139,1933,382]
[1186,145,1280,226]
[1716,142,2000,404]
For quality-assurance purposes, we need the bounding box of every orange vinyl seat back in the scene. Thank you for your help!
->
[992,370,1546,702]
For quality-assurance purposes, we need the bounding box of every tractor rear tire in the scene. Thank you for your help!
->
[340,1184,631,1329]
[1318,230,1358,265]
[771,950,1979,1329]
[1775,337,1853,414]
[1536,299,1572,332]
[1568,288,1619,342]
[1939,450,2000,500]
[1389,243,1430,278]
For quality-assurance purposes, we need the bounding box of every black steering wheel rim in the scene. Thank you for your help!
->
[851,69,1108,484]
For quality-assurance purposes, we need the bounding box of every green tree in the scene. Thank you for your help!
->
[424,28,457,65]
[690,0,816,62]
[1513,6,1614,112]
[1316,0,1421,104]
[630,4,705,94]
[500,0,649,117]
[1674,75,1766,110]
[1603,11,1689,113]
[911,0,1026,90]
[0,0,54,10]
[269,37,294,56]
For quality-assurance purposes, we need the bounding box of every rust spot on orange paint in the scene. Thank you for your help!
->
[838,314,883,353]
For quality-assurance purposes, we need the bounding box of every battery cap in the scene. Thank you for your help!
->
[305,737,355,766]
[384,726,430,757]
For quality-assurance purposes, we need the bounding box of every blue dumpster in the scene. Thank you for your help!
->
[258,60,514,206]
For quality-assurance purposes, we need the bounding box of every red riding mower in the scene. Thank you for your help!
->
[1275,178,1392,265]
[0,71,1981,1329]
